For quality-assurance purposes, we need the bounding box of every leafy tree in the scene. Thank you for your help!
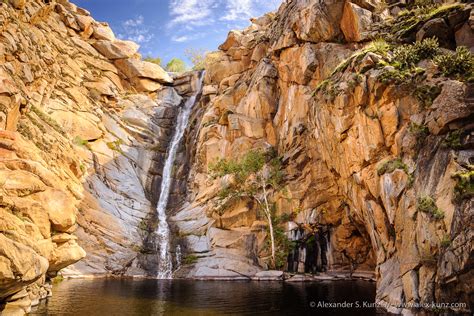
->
[143,56,162,66]
[166,58,187,72]
[209,149,284,268]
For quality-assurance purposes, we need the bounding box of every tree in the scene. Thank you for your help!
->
[143,56,162,66]
[166,58,187,73]
[208,149,284,268]
[185,49,221,71]
[185,48,207,70]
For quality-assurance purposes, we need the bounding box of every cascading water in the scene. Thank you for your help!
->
[155,72,204,279]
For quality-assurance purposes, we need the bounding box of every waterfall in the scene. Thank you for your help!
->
[155,72,204,279]
[175,245,182,268]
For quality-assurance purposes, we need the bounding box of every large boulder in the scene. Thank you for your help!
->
[114,59,173,84]
[0,234,49,300]
[92,23,115,41]
[416,18,454,49]
[340,1,373,42]
[455,23,474,52]
[293,0,345,43]
[48,240,86,272]
[32,189,77,232]
[92,40,140,60]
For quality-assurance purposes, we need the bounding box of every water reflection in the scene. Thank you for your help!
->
[30,278,380,315]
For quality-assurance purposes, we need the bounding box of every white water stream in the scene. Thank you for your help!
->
[155,72,204,279]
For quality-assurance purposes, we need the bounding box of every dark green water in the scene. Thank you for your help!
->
[30,278,380,315]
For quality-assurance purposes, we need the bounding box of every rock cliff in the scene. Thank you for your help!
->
[0,0,199,313]
[175,0,473,314]
[0,0,473,315]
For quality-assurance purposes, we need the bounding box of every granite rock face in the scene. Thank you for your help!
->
[0,0,182,314]
[172,0,473,314]
[0,0,473,315]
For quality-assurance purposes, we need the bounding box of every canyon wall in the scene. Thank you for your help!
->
[0,0,198,313]
[175,0,473,314]
[0,0,473,315]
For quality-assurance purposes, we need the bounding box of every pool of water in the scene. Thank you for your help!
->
[30,278,381,315]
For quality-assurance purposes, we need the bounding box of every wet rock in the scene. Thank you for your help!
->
[253,270,284,280]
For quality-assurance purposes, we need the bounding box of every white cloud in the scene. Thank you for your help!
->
[171,35,189,42]
[123,15,144,27]
[166,0,283,44]
[220,0,252,21]
[168,0,216,27]
[171,33,206,43]
[118,15,153,44]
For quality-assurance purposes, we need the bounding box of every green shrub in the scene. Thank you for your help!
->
[440,235,451,248]
[413,84,441,108]
[417,196,444,219]
[392,38,439,68]
[442,130,463,149]
[392,45,420,68]
[452,168,474,200]
[73,136,88,146]
[266,226,296,270]
[183,255,198,265]
[106,139,124,153]
[379,67,425,85]
[51,275,64,284]
[408,122,429,138]
[79,164,87,173]
[143,56,161,66]
[138,218,148,231]
[434,46,474,81]
[30,105,66,136]
[166,58,187,73]
[377,158,409,176]
[413,37,440,60]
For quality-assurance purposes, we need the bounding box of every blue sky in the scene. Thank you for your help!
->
[72,0,282,67]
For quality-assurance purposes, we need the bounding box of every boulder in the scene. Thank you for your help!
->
[49,110,103,140]
[293,0,344,43]
[48,240,86,272]
[278,44,318,85]
[0,170,46,197]
[93,23,115,41]
[253,270,284,280]
[114,59,173,84]
[416,18,454,49]
[219,31,242,51]
[455,23,474,53]
[32,189,77,232]
[0,235,49,300]
[8,0,26,10]
[75,15,94,31]
[92,40,140,60]
[129,77,162,92]
[340,1,373,42]
[426,80,471,135]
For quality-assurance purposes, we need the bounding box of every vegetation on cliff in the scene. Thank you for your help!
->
[209,149,283,268]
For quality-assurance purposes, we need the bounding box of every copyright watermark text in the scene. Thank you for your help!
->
[309,301,467,310]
